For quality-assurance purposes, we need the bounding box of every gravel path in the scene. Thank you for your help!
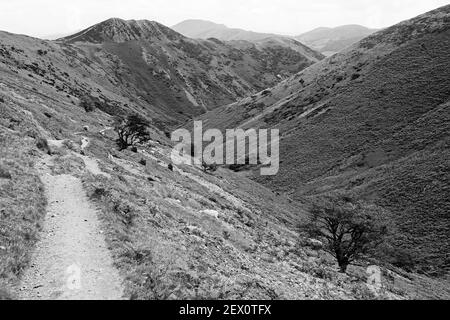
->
[18,158,123,300]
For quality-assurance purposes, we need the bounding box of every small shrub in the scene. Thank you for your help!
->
[202,161,218,173]
[36,137,50,154]
[0,166,12,179]
[91,187,108,200]
[79,95,95,112]
[351,283,378,300]
[0,288,12,300]
[112,200,137,227]
[139,159,147,166]
[0,96,4,103]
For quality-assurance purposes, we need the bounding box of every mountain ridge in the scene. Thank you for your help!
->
[296,24,378,55]
[62,18,183,43]
[52,18,324,124]
[172,19,282,41]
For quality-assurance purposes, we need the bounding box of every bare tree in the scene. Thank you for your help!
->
[114,114,151,150]
[300,193,391,273]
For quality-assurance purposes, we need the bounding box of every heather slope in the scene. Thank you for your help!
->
[198,5,450,275]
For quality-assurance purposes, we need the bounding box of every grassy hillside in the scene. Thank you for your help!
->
[0,131,47,299]
[197,5,450,276]
[1,9,449,300]
[1,65,423,299]
[2,22,447,298]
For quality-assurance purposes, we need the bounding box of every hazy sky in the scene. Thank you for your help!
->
[0,0,448,38]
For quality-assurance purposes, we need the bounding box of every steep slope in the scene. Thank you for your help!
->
[296,25,378,55]
[172,19,279,41]
[198,5,450,276]
[59,18,323,120]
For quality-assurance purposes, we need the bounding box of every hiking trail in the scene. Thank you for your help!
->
[18,153,123,300]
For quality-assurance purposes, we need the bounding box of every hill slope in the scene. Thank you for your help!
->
[0,33,406,299]
[296,25,378,55]
[59,18,323,122]
[198,5,450,276]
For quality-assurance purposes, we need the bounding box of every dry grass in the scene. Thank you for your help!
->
[0,131,47,299]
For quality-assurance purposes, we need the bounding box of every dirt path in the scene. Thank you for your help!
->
[18,157,123,300]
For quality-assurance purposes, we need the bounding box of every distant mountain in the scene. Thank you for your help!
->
[171,19,323,62]
[172,19,280,41]
[38,30,82,40]
[56,18,322,124]
[199,5,450,275]
[296,24,378,55]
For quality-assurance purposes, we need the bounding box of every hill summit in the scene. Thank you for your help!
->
[63,18,182,43]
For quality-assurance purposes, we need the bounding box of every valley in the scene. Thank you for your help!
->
[0,4,449,301]
[197,5,450,277]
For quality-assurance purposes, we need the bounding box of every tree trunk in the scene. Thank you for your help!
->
[337,253,349,273]
[339,263,349,273]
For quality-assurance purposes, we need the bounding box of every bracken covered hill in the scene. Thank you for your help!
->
[198,5,450,276]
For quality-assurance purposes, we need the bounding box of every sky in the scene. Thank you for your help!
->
[0,0,448,38]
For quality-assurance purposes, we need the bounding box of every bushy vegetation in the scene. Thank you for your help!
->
[114,114,151,150]
[0,133,47,298]
[300,193,392,272]
[35,137,50,154]
[79,95,96,112]
[201,161,218,173]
